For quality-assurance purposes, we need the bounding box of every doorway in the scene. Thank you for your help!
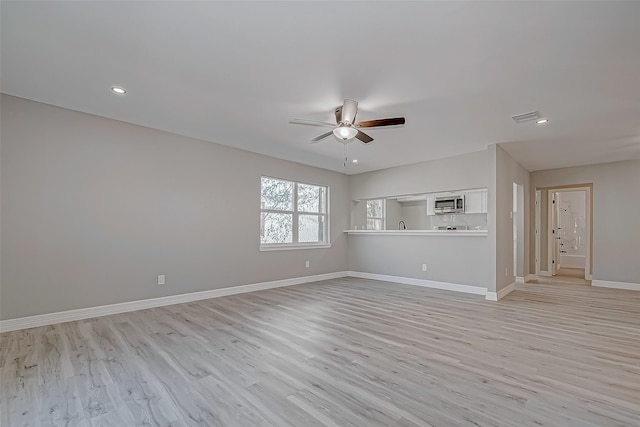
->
[555,190,587,280]
[535,184,592,282]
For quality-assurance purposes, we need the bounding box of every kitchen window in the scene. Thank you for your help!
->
[366,199,385,230]
[260,177,329,250]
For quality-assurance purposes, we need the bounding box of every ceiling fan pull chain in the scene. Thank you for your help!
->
[344,143,348,167]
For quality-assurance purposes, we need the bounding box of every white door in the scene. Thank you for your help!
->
[535,191,541,275]
[549,191,558,276]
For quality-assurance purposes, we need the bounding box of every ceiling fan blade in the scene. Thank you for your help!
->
[334,106,342,124]
[356,117,406,128]
[341,99,358,124]
[355,130,374,144]
[288,118,336,128]
[310,131,334,143]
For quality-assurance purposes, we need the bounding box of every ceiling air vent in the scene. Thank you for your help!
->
[511,111,540,124]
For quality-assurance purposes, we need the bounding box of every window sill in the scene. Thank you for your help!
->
[259,243,332,251]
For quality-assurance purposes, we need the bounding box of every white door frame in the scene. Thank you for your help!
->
[548,191,558,276]
[554,187,591,279]
[535,191,541,275]
[535,185,593,280]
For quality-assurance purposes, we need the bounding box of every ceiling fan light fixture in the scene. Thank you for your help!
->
[333,125,358,140]
[288,98,404,146]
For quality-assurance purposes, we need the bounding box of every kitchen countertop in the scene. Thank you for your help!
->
[344,229,488,236]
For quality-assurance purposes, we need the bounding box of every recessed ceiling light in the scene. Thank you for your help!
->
[111,86,126,95]
[536,118,548,125]
[352,159,359,164]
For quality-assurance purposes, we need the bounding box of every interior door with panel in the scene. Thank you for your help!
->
[549,191,558,276]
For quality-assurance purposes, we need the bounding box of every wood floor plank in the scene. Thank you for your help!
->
[2,278,640,426]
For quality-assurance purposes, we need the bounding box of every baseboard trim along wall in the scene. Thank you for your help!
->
[347,271,488,296]
[592,280,640,291]
[485,283,515,301]
[0,271,349,333]
[1,271,506,332]
[517,274,536,283]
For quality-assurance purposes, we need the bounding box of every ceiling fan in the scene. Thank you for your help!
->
[288,99,405,144]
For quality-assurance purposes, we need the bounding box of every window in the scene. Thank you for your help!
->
[366,199,385,230]
[260,177,329,249]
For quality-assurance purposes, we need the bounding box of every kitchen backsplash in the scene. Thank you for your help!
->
[428,213,488,230]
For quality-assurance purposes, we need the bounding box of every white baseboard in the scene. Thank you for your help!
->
[525,274,536,282]
[0,272,349,333]
[515,276,525,284]
[592,279,640,291]
[346,271,487,296]
[485,283,515,301]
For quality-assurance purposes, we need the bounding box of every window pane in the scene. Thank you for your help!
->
[299,215,325,243]
[261,177,293,211]
[367,199,383,218]
[366,218,383,230]
[298,183,325,213]
[261,212,292,244]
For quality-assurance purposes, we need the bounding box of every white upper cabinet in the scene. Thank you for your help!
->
[464,189,488,214]
[426,194,436,216]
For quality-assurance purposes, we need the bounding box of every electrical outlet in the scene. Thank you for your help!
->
[305,260,310,268]
[422,264,427,272]
[504,268,508,277]
[158,274,166,285]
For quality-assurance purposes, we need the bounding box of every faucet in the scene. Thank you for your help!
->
[399,220,406,230]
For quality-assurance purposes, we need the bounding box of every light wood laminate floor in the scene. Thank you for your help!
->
[2,278,639,426]
[556,267,586,280]
[531,272,592,286]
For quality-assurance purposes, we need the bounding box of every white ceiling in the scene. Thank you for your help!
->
[2,1,640,174]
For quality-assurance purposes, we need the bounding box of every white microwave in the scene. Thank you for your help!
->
[434,195,465,214]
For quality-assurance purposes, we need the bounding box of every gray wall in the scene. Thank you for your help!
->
[348,151,491,289]
[350,200,367,230]
[15,92,634,321]
[530,159,640,284]
[385,199,403,230]
[398,201,428,230]
[349,150,489,200]
[0,95,349,319]
[348,235,490,287]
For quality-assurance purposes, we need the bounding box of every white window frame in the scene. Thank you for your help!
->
[260,177,331,251]
[366,199,386,230]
